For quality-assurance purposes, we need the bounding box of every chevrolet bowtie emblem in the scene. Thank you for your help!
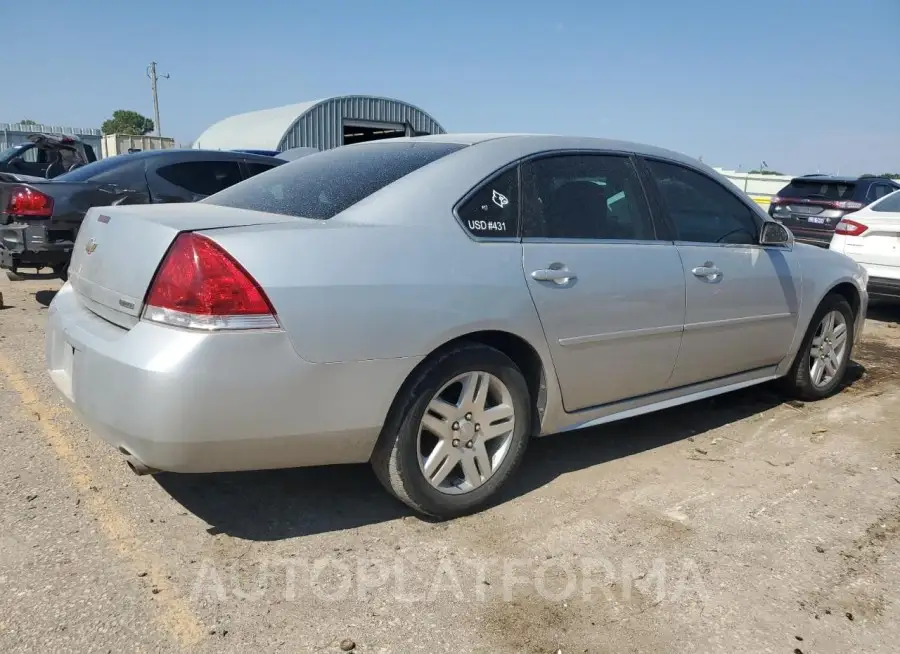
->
[85,238,98,255]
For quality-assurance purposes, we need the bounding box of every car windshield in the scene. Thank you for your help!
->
[0,144,26,161]
[870,189,900,213]
[54,154,129,182]
[778,179,857,201]
[203,141,466,220]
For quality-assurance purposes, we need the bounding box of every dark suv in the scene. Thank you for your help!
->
[769,174,899,247]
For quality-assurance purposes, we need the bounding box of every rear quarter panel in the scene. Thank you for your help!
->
[209,220,548,365]
[204,140,560,367]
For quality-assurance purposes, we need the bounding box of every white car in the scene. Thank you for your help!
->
[830,188,900,301]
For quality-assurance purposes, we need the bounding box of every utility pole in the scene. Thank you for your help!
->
[146,61,170,137]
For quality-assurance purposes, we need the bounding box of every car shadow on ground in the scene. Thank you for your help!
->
[157,364,866,542]
[34,290,58,307]
[6,270,58,282]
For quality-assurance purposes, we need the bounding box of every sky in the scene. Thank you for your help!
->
[4,0,899,175]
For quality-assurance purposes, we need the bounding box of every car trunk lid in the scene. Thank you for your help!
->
[68,203,299,328]
[844,213,900,269]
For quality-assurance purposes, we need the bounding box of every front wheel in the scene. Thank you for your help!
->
[779,293,855,401]
[371,343,532,519]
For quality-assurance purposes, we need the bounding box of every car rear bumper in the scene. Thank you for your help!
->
[0,221,73,269]
[868,276,900,300]
[45,283,420,473]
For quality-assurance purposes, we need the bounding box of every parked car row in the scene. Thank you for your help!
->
[768,173,899,247]
[45,134,870,518]
[1,147,284,279]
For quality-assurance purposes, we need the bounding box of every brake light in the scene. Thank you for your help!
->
[770,196,783,205]
[832,200,865,211]
[7,186,54,217]
[142,232,279,331]
[834,219,868,236]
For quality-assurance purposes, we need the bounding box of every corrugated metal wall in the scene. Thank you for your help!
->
[278,96,446,151]
[0,122,103,158]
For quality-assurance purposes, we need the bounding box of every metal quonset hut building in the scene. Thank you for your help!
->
[192,95,446,153]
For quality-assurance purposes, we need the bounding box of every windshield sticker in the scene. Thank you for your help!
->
[492,189,509,209]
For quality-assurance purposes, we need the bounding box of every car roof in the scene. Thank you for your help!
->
[790,174,897,184]
[391,133,708,170]
[108,148,278,163]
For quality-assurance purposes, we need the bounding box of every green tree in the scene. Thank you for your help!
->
[17,118,38,125]
[748,169,784,176]
[101,110,154,136]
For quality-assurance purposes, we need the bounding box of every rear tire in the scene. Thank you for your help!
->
[371,342,532,519]
[779,293,855,401]
[53,262,69,282]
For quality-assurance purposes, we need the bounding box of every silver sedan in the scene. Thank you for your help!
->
[45,134,868,519]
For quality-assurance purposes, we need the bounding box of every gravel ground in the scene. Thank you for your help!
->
[1,274,898,653]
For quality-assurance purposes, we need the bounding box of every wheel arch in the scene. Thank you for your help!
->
[378,330,549,447]
[825,280,862,320]
[778,277,864,378]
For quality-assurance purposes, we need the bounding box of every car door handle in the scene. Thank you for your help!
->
[531,267,576,284]
[691,263,722,280]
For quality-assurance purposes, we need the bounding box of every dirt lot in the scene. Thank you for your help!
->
[1,275,898,654]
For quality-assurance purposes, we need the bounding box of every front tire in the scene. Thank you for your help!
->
[371,343,532,519]
[779,293,855,401]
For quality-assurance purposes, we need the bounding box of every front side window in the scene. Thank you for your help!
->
[647,160,759,244]
[521,154,655,240]
[157,161,243,197]
[456,167,519,238]
[205,141,465,220]
[871,189,900,213]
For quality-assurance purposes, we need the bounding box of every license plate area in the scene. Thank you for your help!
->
[807,216,826,224]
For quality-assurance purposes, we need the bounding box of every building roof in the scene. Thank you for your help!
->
[193,100,321,151]
[192,95,444,152]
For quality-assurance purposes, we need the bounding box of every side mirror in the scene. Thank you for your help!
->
[760,221,792,247]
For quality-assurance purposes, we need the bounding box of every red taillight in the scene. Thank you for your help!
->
[142,232,278,331]
[7,186,54,217]
[834,219,868,236]
[770,196,783,205]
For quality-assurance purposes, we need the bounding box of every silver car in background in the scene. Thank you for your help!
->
[45,134,868,519]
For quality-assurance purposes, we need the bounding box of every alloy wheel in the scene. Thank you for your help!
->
[417,371,517,494]
[809,309,848,389]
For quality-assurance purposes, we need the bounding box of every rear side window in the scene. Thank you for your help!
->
[456,167,519,238]
[521,154,655,240]
[869,183,896,202]
[778,179,857,201]
[205,141,465,220]
[871,189,900,213]
[157,161,243,196]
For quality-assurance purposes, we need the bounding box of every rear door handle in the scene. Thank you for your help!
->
[531,267,576,284]
[691,263,722,280]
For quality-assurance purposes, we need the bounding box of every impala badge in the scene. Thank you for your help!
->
[85,238,98,255]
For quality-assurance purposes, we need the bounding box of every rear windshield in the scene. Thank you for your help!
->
[871,189,900,213]
[203,141,466,220]
[778,179,857,201]
[55,154,130,182]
